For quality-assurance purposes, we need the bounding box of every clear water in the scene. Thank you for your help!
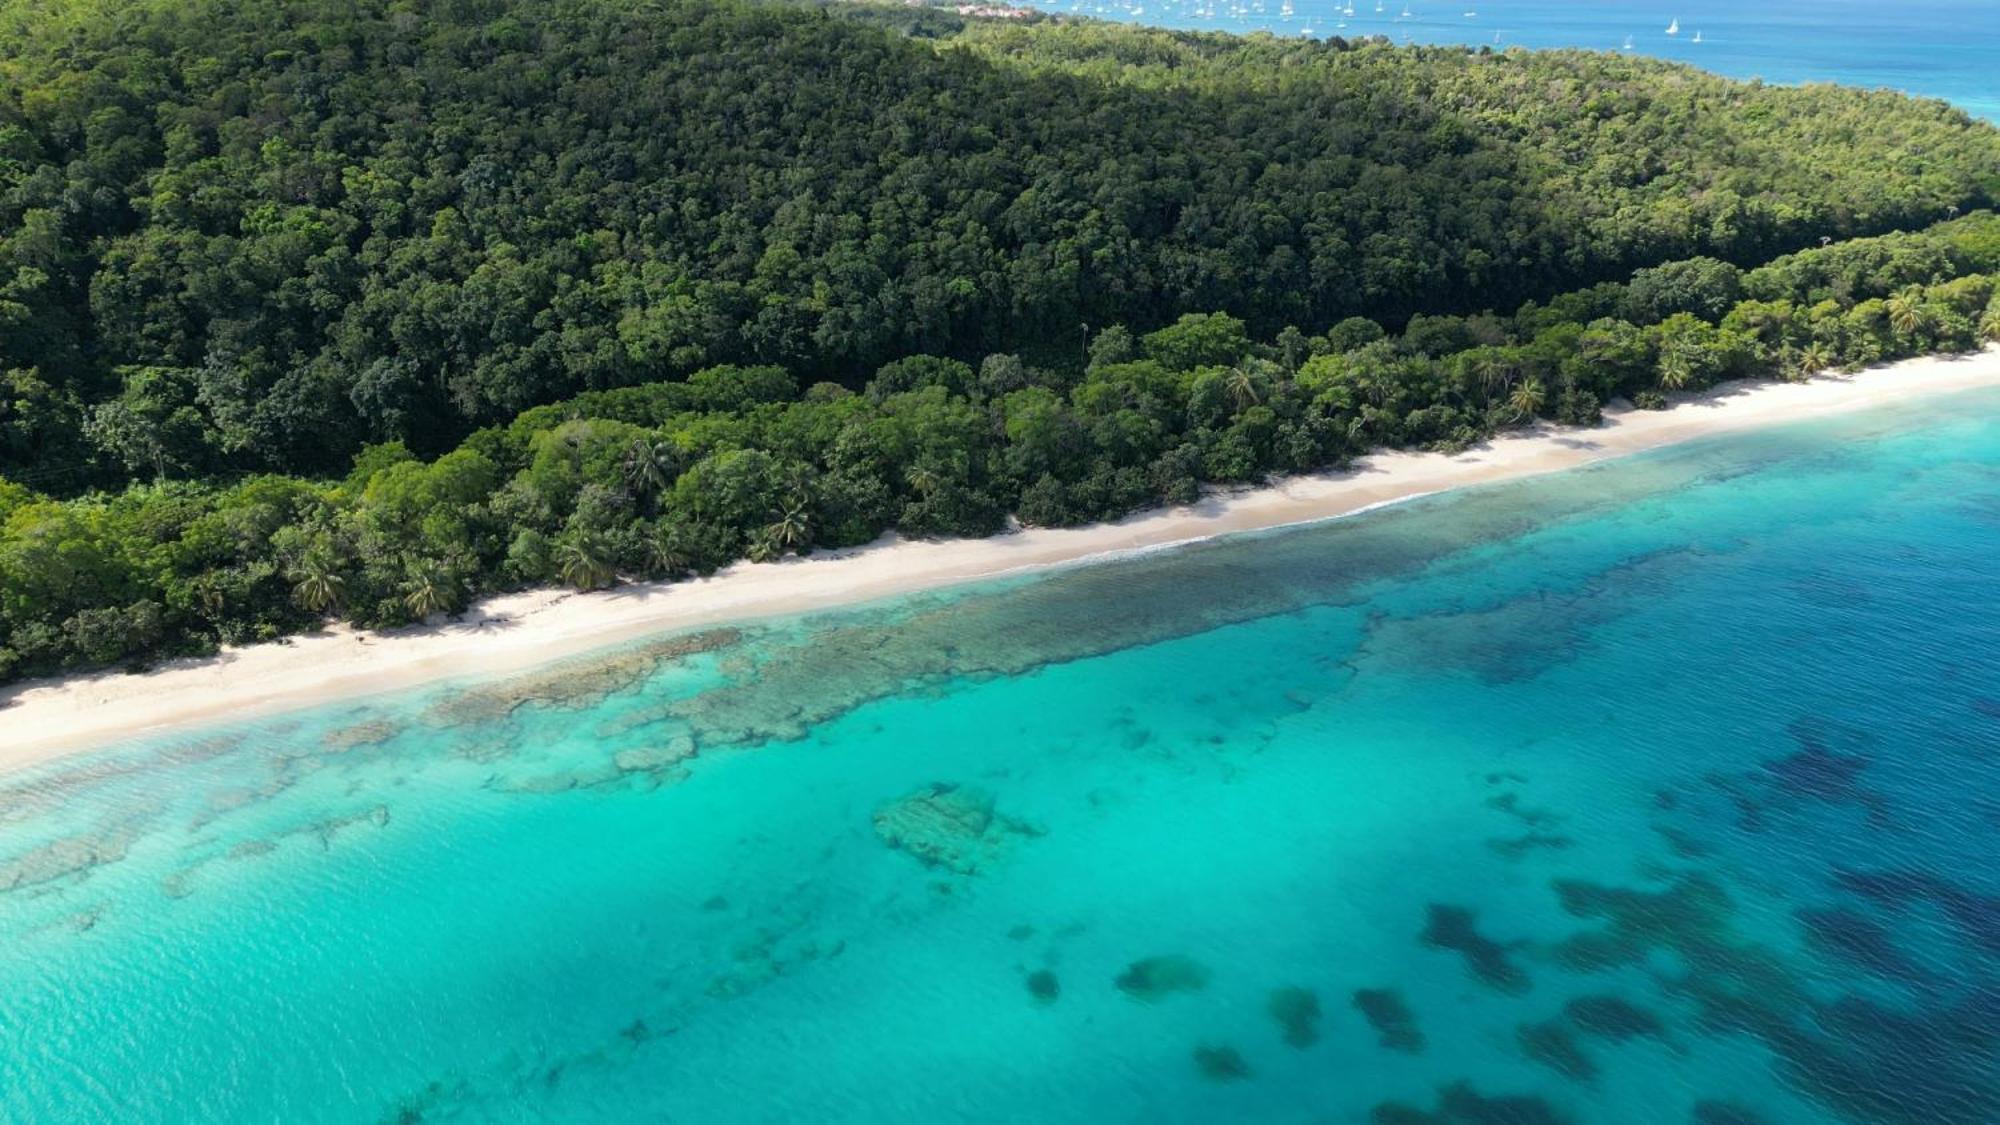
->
[5,384,2000,1123]
[1027,0,2000,121]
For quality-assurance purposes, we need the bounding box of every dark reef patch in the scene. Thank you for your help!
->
[1267,986,1321,1047]
[1835,868,2000,954]
[1563,995,1665,1043]
[1654,824,1711,859]
[1517,1020,1596,1083]
[1353,987,1425,1053]
[1488,832,1574,860]
[1797,906,1916,979]
[1192,1044,1251,1082]
[1548,867,2000,1125]
[1370,1081,1571,1124]
[1026,969,1060,1003]
[1690,1101,1769,1125]
[1421,904,1530,993]
[1114,955,1210,1001]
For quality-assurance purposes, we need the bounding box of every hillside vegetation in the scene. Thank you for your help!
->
[2,0,1999,682]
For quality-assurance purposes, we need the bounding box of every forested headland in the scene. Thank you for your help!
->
[3,0,1999,683]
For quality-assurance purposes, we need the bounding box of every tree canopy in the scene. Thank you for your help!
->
[3,0,1999,682]
[0,0,1995,491]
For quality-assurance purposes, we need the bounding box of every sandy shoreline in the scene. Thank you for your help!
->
[4,346,1997,769]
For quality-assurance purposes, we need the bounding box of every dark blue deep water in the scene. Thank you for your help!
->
[4,385,2000,1121]
[1028,0,2000,121]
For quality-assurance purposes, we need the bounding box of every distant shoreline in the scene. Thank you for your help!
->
[5,346,1998,773]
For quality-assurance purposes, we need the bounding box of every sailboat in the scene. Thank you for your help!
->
[1692,29,1703,43]
[1665,17,1679,35]
[1622,33,1634,50]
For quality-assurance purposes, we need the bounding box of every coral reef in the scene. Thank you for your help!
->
[1268,986,1321,1048]
[1114,954,1210,1001]
[871,783,1036,875]
[1353,988,1425,1053]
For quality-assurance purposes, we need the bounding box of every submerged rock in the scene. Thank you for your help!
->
[613,735,698,774]
[1026,969,1060,1003]
[322,718,398,751]
[0,828,139,892]
[871,782,1035,875]
[1114,954,1210,1001]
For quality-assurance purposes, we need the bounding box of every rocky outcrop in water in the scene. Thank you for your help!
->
[871,783,1037,875]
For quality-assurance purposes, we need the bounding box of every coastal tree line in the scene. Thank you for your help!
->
[4,213,1997,683]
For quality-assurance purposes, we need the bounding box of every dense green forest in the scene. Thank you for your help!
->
[2,0,1999,683]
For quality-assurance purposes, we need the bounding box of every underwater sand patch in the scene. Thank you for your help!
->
[871,783,1038,875]
[1114,954,1210,1001]
[1352,988,1424,1053]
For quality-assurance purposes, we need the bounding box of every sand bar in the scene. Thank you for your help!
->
[4,346,1997,770]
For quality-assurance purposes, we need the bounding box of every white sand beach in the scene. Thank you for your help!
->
[5,346,1997,770]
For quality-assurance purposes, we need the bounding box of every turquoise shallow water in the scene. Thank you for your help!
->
[1028,0,2000,121]
[6,382,2000,1122]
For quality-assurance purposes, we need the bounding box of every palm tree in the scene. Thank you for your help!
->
[645,528,693,578]
[1506,377,1546,421]
[623,438,678,500]
[291,558,346,616]
[1794,343,1835,380]
[557,533,616,591]
[402,568,451,619]
[1472,353,1514,405]
[904,462,942,497]
[761,502,811,557]
[1657,350,1697,392]
[1225,366,1264,410]
[1886,285,1928,338]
